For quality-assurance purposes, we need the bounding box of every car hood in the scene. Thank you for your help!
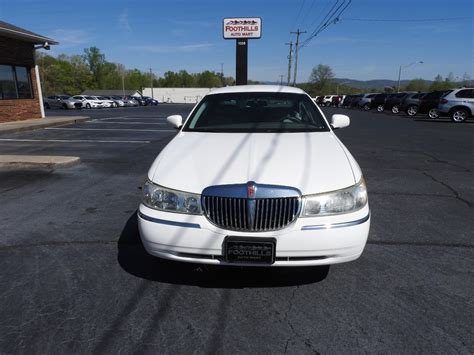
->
[149,131,358,195]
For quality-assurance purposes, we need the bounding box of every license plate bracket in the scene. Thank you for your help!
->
[224,236,276,265]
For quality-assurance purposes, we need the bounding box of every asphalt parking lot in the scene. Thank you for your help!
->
[1,105,473,353]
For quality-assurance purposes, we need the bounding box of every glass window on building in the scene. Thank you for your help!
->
[0,65,34,99]
[15,66,33,99]
[0,65,17,99]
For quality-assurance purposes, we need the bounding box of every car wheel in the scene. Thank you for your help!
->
[113,102,118,108]
[44,103,50,109]
[86,103,91,109]
[407,105,418,116]
[391,105,399,114]
[377,105,384,112]
[428,108,439,119]
[363,103,370,111]
[325,102,330,107]
[451,108,468,123]
[62,103,68,110]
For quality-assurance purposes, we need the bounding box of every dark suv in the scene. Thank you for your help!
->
[400,92,426,116]
[370,93,388,111]
[418,90,453,119]
[384,92,417,114]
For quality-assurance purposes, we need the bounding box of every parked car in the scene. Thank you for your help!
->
[322,95,335,106]
[418,90,453,119]
[438,88,474,123]
[131,95,146,106]
[316,96,325,106]
[72,95,104,109]
[143,96,159,106]
[384,92,417,114]
[44,95,83,110]
[400,92,426,116]
[331,95,342,107]
[349,94,363,108]
[121,96,139,107]
[358,93,378,110]
[370,93,388,112]
[105,96,125,107]
[342,95,353,107]
[138,85,370,267]
[91,96,115,108]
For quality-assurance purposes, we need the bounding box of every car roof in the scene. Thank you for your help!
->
[208,85,306,96]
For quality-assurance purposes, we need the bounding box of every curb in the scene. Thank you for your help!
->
[0,116,89,136]
[0,155,81,170]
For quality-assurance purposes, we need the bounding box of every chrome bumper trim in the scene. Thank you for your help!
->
[301,212,370,231]
[138,211,201,229]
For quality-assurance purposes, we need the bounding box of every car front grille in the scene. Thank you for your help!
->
[202,196,300,232]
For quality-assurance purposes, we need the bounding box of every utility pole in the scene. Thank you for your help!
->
[291,29,306,87]
[279,75,285,85]
[285,41,293,86]
[121,68,125,97]
[220,62,224,86]
[149,68,154,99]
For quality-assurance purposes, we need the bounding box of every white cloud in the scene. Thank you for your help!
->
[129,43,213,53]
[118,9,131,32]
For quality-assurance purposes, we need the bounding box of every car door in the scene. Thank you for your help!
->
[455,89,474,115]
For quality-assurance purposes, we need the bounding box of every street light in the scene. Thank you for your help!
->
[397,61,423,92]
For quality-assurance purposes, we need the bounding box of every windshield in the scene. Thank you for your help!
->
[183,92,330,133]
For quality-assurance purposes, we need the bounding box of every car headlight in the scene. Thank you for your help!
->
[142,180,202,215]
[301,178,368,217]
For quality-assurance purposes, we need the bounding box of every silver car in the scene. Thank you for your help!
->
[44,95,83,109]
[438,88,474,123]
[106,96,125,107]
[358,93,378,110]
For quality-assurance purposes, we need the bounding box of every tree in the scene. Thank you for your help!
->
[309,64,334,93]
[405,78,429,92]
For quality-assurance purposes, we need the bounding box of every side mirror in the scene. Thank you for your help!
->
[167,115,183,129]
[330,114,350,129]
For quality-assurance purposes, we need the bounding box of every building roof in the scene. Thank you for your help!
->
[208,85,305,95]
[0,21,58,45]
[82,90,140,96]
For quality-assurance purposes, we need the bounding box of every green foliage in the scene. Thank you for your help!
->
[404,78,429,92]
[37,47,234,96]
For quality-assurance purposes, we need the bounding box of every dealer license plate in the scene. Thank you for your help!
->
[224,237,276,265]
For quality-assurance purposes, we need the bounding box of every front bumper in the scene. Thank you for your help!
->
[138,204,370,266]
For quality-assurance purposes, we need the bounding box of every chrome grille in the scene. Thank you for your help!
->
[202,196,300,232]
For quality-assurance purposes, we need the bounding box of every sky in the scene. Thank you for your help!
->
[1,0,473,82]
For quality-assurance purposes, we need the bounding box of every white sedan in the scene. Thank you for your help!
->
[138,85,370,266]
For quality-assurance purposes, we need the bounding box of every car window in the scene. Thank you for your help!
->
[455,89,473,98]
[183,92,329,133]
[85,96,95,100]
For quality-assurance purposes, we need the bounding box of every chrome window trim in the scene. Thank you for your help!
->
[301,212,370,231]
[138,211,201,229]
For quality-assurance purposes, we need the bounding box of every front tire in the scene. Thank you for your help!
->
[377,105,384,112]
[451,108,468,123]
[363,103,370,111]
[391,105,399,114]
[407,105,418,116]
[86,103,91,109]
[428,108,439,119]
[62,103,68,110]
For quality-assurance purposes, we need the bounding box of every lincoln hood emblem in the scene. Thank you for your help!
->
[247,181,257,227]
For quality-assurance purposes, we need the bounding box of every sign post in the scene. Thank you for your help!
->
[223,17,262,85]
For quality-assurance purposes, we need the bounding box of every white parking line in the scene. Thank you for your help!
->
[45,127,176,132]
[0,138,151,143]
[86,121,167,125]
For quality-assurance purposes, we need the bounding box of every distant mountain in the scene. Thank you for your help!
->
[332,78,433,89]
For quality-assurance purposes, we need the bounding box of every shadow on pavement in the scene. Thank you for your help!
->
[117,212,329,288]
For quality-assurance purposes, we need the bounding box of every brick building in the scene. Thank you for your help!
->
[0,21,57,123]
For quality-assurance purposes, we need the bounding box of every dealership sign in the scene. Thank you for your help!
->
[223,18,262,39]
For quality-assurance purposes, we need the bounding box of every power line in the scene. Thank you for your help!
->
[289,0,307,32]
[342,17,472,22]
[301,0,351,48]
